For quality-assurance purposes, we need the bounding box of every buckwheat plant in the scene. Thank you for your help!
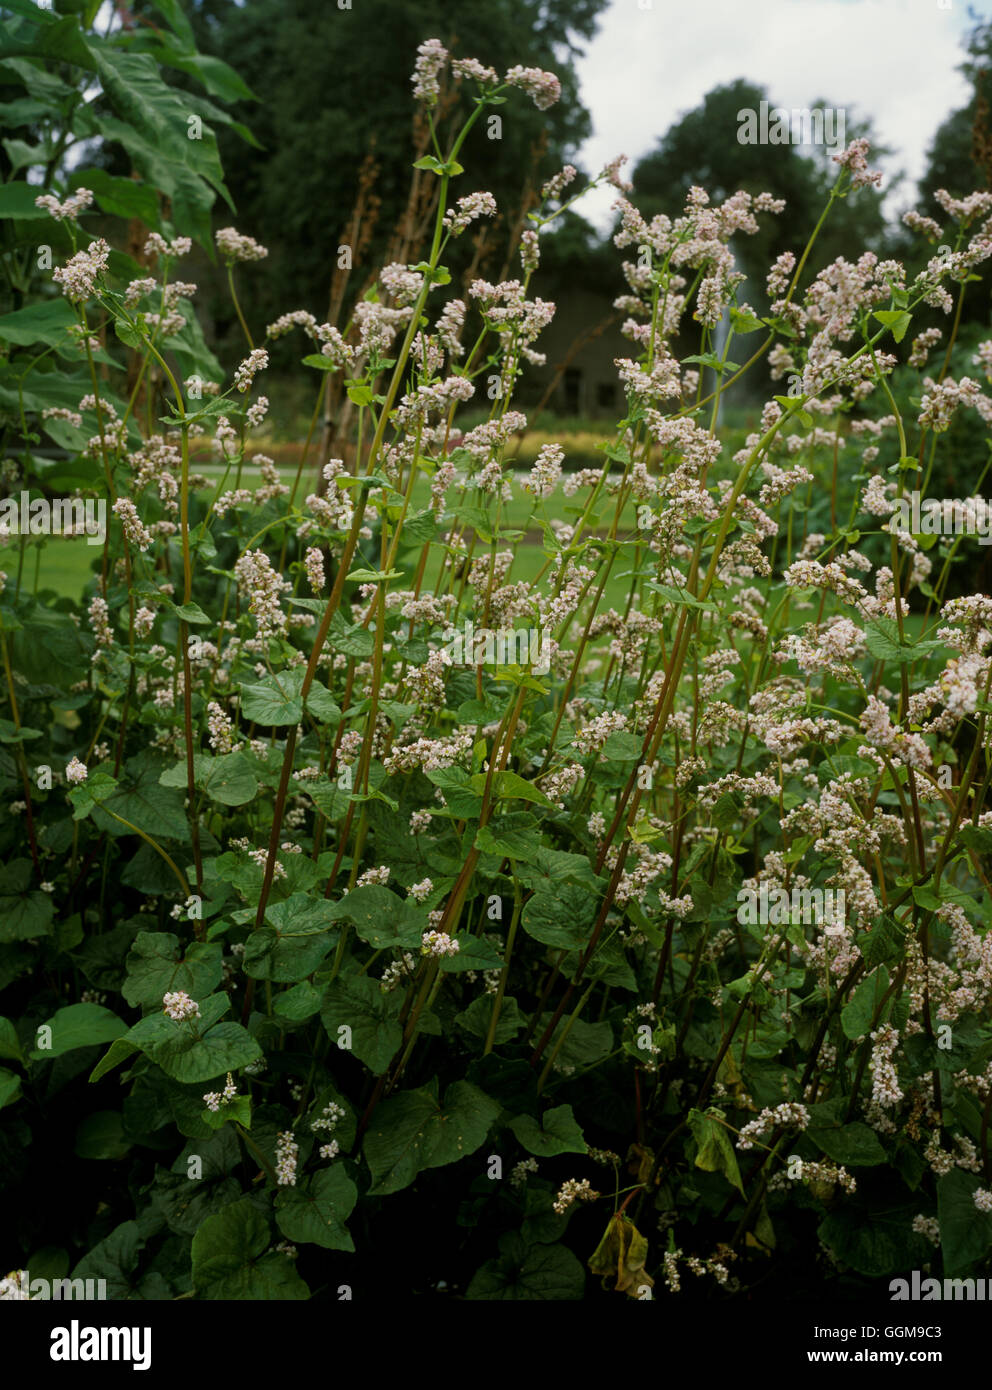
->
[4,30,992,1302]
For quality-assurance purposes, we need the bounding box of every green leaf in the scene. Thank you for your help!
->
[818,1203,933,1277]
[325,885,423,950]
[516,846,603,893]
[0,1016,26,1065]
[959,825,992,855]
[841,966,890,1040]
[474,818,542,863]
[523,883,597,950]
[364,1079,500,1195]
[466,1233,584,1300]
[159,751,258,807]
[937,1169,992,1276]
[873,309,912,343]
[682,352,741,373]
[687,1107,744,1193]
[239,668,305,726]
[122,932,224,1012]
[863,617,942,665]
[273,980,322,1023]
[305,682,341,726]
[90,47,233,246]
[0,882,53,942]
[345,566,403,583]
[74,1110,132,1161]
[647,582,718,613]
[192,1198,309,1299]
[274,1167,357,1251]
[858,913,907,968]
[400,507,437,545]
[242,925,334,984]
[454,994,524,1045]
[202,751,258,806]
[0,179,50,219]
[72,1221,147,1302]
[91,765,190,842]
[265,893,340,936]
[201,1094,251,1130]
[509,1104,586,1158]
[808,1121,887,1166]
[173,600,211,625]
[470,769,555,808]
[425,766,483,818]
[119,999,262,1083]
[241,894,339,983]
[729,307,765,335]
[146,0,197,49]
[540,1015,613,1070]
[0,298,77,348]
[89,1037,143,1085]
[328,611,374,658]
[154,47,257,105]
[71,167,160,224]
[0,1067,22,1111]
[31,1003,127,1059]
[320,974,403,1074]
[437,934,504,974]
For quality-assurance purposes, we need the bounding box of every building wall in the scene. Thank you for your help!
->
[518,286,629,418]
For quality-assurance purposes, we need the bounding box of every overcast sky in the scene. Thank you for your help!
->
[572,0,981,228]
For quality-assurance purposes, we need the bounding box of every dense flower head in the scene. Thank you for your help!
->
[411,38,447,104]
[832,138,882,190]
[443,191,498,236]
[503,64,561,110]
[53,238,110,302]
[163,991,200,1022]
[215,226,268,262]
[35,188,93,222]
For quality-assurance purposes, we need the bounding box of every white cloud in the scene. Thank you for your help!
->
[570,0,974,229]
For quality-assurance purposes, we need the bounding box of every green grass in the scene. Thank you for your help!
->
[12,536,100,603]
[30,463,642,605]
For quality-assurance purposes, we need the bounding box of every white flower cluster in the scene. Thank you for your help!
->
[552,1178,599,1214]
[53,238,110,302]
[35,188,94,222]
[234,348,269,393]
[421,929,459,958]
[65,757,88,786]
[736,1103,810,1151]
[215,226,268,262]
[311,1099,346,1160]
[163,991,200,1022]
[0,1269,30,1300]
[510,1158,539,1187]
[203,1073,238,1112]
[275,1130,299,1186]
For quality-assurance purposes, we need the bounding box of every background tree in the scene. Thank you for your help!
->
[917,15,992,222]
[626,80,894,407]
[630,79,891,295]
[172,0,608,350]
